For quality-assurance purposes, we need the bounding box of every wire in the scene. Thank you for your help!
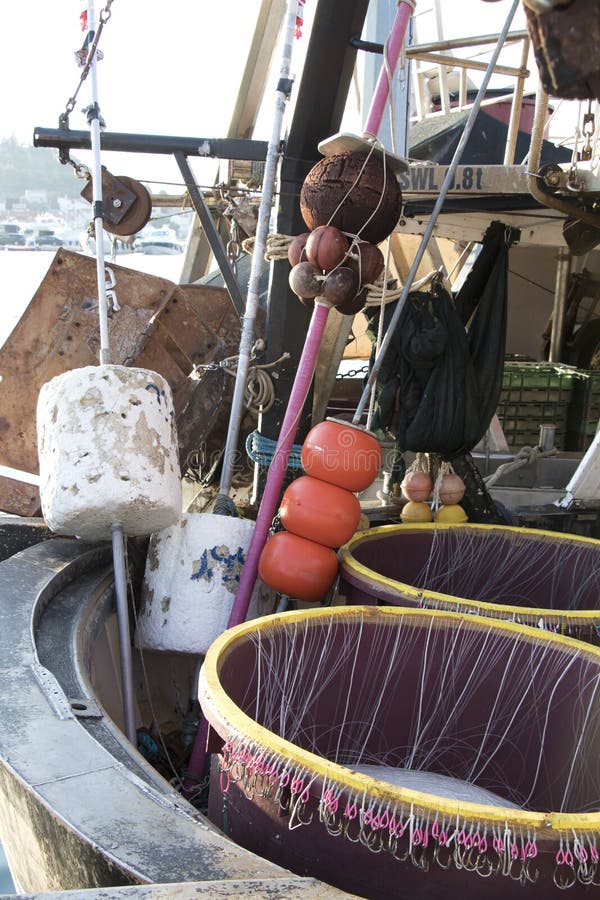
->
[509,268,554,294]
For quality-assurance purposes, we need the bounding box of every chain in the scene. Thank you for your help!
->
[581,100,595,162]
[227,218,242,276]
[567,124,583,192]
[336,364,369,380]
[58,0,114,174]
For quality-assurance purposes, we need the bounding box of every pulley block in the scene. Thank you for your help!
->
[81,169,152,235]
[537,163,565,194]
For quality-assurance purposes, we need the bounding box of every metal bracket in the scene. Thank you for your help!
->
[68,697,104,719]
[175,152,246,318]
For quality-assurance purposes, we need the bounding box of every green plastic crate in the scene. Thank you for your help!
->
[566,370,600,451]
[500,362,580,401]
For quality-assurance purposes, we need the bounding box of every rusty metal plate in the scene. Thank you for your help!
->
[525,0,600,99]
[136,286,250,477]
[180,283,265,350]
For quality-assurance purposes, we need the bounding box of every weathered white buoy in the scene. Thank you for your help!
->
[136,513,271,656]
[37,365,182,540]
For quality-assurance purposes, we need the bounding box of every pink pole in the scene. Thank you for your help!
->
[184,299,332,789]
[228,299,332,628]
[363,1,413,139]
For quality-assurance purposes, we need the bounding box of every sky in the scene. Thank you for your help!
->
[1,1,580,190]
[3,1,272,189]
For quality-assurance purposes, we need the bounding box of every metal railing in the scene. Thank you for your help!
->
[408,24,531,166]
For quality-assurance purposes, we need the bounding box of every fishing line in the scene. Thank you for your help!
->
[397,527,600,612]
[201,604,600,896]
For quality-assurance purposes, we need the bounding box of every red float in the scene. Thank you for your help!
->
[305,225,349,272]
[301,419,381,493]
[280,475,361,548]
[346,240,385,285]
[287,232,310,267]
[258,531,339,603]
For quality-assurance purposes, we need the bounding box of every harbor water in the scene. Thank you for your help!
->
[0,844,14,893]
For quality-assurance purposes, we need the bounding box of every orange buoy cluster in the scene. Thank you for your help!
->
[258,419,382,602]
[288,224,385,316]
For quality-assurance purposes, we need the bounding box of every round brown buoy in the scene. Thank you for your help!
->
[346,240,385,285]
[289,261,323,299]
[335,288,368,316]
[322,266,359,307]
[305,225,349,272]
[300,151,402,245]
[288,232,311,267]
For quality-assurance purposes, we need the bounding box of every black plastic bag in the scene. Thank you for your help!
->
[371,221,518,457]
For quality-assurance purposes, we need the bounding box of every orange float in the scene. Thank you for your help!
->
[301,419,381,493]
[438,473,466,505]
[258,420,380,602]
[258,531,339,602]
[401,470,433,502]
[280,475,361,548]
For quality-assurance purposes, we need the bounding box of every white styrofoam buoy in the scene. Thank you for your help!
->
[136,513,272,656]
[37,365,182,540]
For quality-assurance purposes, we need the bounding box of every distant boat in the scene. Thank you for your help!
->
[134,239,183,255]
[134,227,184,255]
[0,223,26,248]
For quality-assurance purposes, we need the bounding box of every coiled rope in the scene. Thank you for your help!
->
[245,430,304,469]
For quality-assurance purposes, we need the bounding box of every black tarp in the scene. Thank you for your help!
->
[370,221,519,458]
[409,105,571,170]
[404,106,572,217]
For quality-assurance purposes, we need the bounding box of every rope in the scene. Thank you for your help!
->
[245,430,304,469]
[242,233,292,260]
[484,445,558,489]
[213,493,239,517]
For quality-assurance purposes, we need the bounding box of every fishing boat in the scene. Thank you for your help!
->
[1,1,600,898]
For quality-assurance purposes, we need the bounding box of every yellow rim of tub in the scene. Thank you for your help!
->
[338,522,600,630]
[199,603,600,839]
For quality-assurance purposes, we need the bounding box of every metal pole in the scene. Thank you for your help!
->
[549,247,571,362]
[86,2,136,745]
[86,0,111,366]
[112,524,137,744]
[217,0,299,501]
[353,0,522,424]
[175,152,246,318]
[184,299,333,791]
[503,36,530,165]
